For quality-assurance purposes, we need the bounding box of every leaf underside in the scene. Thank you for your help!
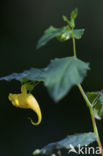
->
[0,56,89,102]
[33,132,97,155]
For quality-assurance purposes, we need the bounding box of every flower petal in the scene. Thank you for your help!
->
[26,95,42,125]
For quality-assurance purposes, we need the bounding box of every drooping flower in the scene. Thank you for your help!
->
[8,84,42,126]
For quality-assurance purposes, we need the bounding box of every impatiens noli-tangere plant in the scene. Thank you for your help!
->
[0,9,103,156]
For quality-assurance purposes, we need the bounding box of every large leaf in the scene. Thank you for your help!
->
[41,57,89,101]
[33,132,97,155]
[0,57,89,102]
[87,92,103,120]
[37,25,84,49]
[0,68,43,82]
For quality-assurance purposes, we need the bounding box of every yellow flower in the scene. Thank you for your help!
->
[8,84,42,126]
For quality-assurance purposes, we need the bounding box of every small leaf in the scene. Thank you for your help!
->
[86,92,103,120]
[0,57,89,102]
[69,8,78,28]
[37,26,72,48]
[63,9,78,28]
[33,132,97,155]
[99,95,103,115]
[73,29,85,39]
[62,15,70,25]
[36,26,63,49]
[70,8,78,21]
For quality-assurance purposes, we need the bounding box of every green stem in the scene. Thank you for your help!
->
[78,84,103,155]
[72,30,77,57]
[72,33,103,155]
[77,84,92,108]
[90,108,103,155]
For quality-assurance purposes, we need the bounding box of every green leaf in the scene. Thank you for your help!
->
[56,28,84,42]
[37,25,84,49]
[36,26,63,49]
[86,92,103,120]
[41,57,89,102]
[37,26,72,48]
[69,8,78,28]
[99,94,103,115]
[62,15,70,25]
[70,8,78,21]
[0,68,43,82]
[0,57,89,102]
[33,132,97,155]
[73,29,85,39]
[63,9,78,28]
